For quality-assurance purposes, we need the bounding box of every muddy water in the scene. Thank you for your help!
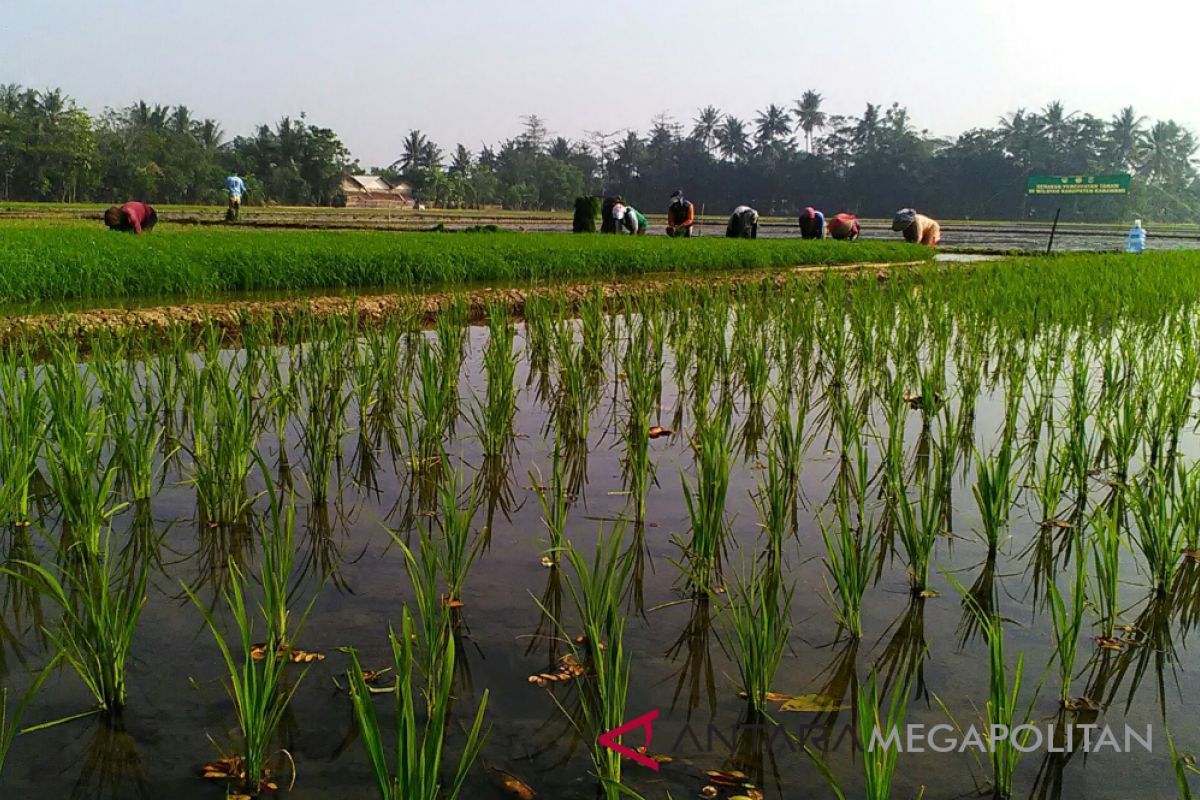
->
[1,320,1197,800]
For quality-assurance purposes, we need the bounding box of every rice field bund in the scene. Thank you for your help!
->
[5,235,1200,800]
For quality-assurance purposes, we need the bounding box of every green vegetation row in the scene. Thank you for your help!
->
[0,225,928,305]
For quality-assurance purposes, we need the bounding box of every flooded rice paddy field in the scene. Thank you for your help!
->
[3,263,1200,799]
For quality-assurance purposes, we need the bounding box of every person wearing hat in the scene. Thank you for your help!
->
[1126,219,1147,254]
[827,212,860,241]
[726,205,759,239]
[666,190,695,237]
[798,207,826,239]
[103,201,158,234]
[613,202,648,235]
[893,208,940,246]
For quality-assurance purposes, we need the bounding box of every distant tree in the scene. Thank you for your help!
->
[793,91,826,152]
[754,104,793,153]
[691,106,723,152]
[715,117,750,162]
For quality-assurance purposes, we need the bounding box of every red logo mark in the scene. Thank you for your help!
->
[597,709,661,771]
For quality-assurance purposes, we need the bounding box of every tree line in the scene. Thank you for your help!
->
[2,84,1197,221]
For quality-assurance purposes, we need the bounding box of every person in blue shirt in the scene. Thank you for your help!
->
[224,172,248,221]
[799,206,826,239]
[1126,219,1146,254]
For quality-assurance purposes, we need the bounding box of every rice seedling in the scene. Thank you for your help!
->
[298,338,353,504]
[1046,548,1087,704]
[94,360,168,503]
[402,336,454,476]
[678,401,734,591]
[3,526,149,715]
[890,459,944,596]
[819,498,875,639]
[1128,468,1185,595]
[184,557,314,795]
[1088,504,1123,641]
[532,443,570,566]
[0,350,46,526]
[721,557,793,715]
[433,466,481,605]
[343,607,489,800]
[188,356,260,526]
[945,571,1038,800]
[1169,732,1198,800]
[538,531,635,800]
[469,302,518,458]
[973,443,1017,552]
[754,450,791,570]
[806,671,913,800]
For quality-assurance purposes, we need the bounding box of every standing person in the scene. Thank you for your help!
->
[666,190,695,237]
[798,207,826,239]
[827,212,860,241]
[102,201,158,234]
[726,205,759,239]
[893,208,941,246]
[224,171,248,221]
[613,202,648,235]
[1126,219,1147,254]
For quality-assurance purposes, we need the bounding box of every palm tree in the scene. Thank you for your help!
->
[793,91,826,152]
[754,104,793,152]
[448,143,473,176]
[691,105,723,151]
[1138,120,1196,186]
[715,116,750,162]
[852,103,882,156]
[394,129,430,174]
[1108,107,1145,172]
[1040,101,1075,154]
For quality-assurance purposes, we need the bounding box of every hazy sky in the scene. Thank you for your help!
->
[4,0,1198,167]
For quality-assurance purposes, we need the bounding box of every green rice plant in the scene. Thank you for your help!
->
[806,671,913,800]
[540,531,635,799]
[1089,504,1123,641]
[403,336,453,475]
[188,357,260,526]
[532,443,570,566]
[554,321,593,444]
[44,353,119,553]
[389,529,449,678]
[721,557,793,715]
[1169,732,1197,800]
[184,560,314,795]
[754,449,791,570]
[621,325,657,524]
[677,402,734,591]
[973,443,1017,552]
[890,460,943,595]
[469,303,518,458]
[299,339,353,504]
[819,498,875,639]
[343,608,489,800]
[0,350,46,526]
[433,466,481,604]
[4,527,149,715]
[256,479,306,648]
[1128,468,1185,595]
[1046,548,1087,703]
[945,570,1037,800]
[95,361,167,503]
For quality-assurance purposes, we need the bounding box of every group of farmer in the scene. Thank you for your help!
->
[600,188,940,246]
[102,172,247,233]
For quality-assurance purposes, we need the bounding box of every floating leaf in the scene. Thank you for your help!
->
[778,693,849,713]
[495,769,536,799]
[648,426,673,440]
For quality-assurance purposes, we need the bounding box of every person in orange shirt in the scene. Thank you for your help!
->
[103,201,158,234]
[827,213,860,241]
[666,190,695,237]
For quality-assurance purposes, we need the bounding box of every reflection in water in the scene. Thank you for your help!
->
[873,594,929,702]
[70,718,151,800]
[662,595,717,718]
[804,636,860,754]
[956,550,999,649]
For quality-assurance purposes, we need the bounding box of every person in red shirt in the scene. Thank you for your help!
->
[827,213,860,241]
[103,202,158,234]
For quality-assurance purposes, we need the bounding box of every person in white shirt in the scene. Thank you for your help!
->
[726,205,760,239]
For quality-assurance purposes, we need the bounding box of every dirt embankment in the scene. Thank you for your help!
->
[0,261,919,347]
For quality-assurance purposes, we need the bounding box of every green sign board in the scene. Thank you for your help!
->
[1026,174,1131,196]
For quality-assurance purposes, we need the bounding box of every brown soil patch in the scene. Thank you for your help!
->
[0,261,922,347]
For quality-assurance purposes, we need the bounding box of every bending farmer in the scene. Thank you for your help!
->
[614,202,648,235]
[225,171,248,221]
[666,190,695,237]
[827,213,860,241]
[798,207,826,239]
[726,205,760,239]
[893,208,940,246]
[103,201,158,234]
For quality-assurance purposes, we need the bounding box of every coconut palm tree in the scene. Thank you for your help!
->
[394,129,431,174]
[715,116,750,162]
[1138,120,1197,186]
[754,104,793,152]
[1108,106,1146,172]
[793,90,826,152]
[691,106,723,152]
[1040,101,1075,156]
